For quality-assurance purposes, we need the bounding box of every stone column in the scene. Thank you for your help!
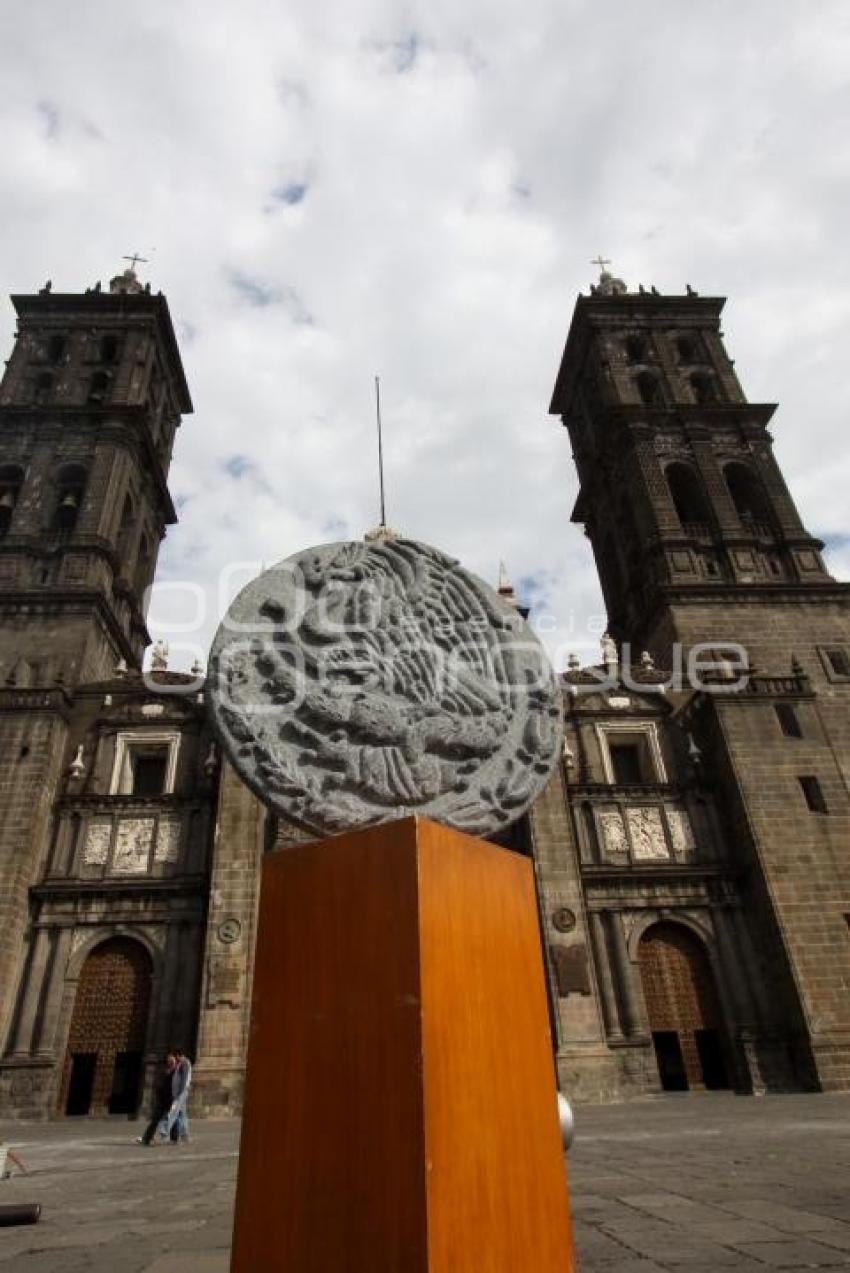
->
[34,926,73,1055]
[9,926,51,1057]
[588,912,623,1040]
[608,912,642,1037]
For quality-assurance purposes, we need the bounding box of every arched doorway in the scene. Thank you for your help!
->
[60,937,152,1116]
[638,923,730,1092]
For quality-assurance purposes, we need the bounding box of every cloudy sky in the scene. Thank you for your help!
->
[1,0,849,671]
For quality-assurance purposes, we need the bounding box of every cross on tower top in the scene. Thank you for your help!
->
[590,255,612,274]
[122,253,149,273]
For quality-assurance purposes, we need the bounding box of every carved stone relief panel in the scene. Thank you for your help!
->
[665,806,696,857]
[626,806,669,860]
[154,817,182,863]
[83,819,112,866]
[596,807,629,857]
[112,818,155,873]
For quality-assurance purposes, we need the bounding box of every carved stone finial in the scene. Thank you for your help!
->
[191,657,205,677]
[597,271,627,297]
[150,640,169,671]
[567,652,581,671]
[562,739,575,771]
[590,256,627,296]
[115,657,128,676]
[68,744,86,780]
[601,632,618,672]
[40,280,52,295]
[640,650,655,670]
[109,267,144,296]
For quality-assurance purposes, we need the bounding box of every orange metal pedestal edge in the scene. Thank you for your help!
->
[230,816,575,1272]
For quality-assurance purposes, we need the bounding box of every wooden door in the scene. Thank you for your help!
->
[638,923,729,1091]
[60,937,152,1116]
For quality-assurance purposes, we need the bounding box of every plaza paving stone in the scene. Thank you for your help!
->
[0,1092,848,1270]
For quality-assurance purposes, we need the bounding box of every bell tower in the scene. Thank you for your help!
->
[549,267,835,663]
[551,267,850,1094]
[0,263,192,686]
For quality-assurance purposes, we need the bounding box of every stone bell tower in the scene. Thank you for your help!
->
[548,265,835,663]
[0,263,193,1050]
[0,263,192,685]
[550,266,850,1093]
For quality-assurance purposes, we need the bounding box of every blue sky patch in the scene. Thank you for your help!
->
[393,32,420,72]
[272,181,308,206]
[228,271,282,308]
[224,455,254,479]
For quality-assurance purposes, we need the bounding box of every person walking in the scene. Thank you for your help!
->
[0,1141,27,1178]
[159,1048,192,1144]
[136,1053,176,1146]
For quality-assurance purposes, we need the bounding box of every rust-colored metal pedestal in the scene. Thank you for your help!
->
[230,816,575,1272]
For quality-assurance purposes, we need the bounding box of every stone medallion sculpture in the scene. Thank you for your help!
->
[207,537,563,838]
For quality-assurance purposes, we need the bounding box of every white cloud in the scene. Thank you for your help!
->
[1,0,848,671]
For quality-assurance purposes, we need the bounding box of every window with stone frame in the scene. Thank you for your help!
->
[599,724,666,786]
[110,731,180,796]
[819,646,850,682]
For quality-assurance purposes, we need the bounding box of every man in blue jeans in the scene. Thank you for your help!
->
[158,1048,192,1144]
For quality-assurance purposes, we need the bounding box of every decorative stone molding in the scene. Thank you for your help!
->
[71,928,91,956]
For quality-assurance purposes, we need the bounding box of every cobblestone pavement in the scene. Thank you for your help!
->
[0,1093,848,1270]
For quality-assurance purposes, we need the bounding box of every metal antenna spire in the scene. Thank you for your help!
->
[375,375,387,528]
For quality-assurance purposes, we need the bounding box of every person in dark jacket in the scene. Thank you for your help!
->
[159,1048,192,1144]
[136,1053,177,1146]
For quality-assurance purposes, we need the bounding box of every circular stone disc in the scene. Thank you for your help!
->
[207,539,563,839]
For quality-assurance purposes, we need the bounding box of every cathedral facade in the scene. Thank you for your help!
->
[0,265,848,1120]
